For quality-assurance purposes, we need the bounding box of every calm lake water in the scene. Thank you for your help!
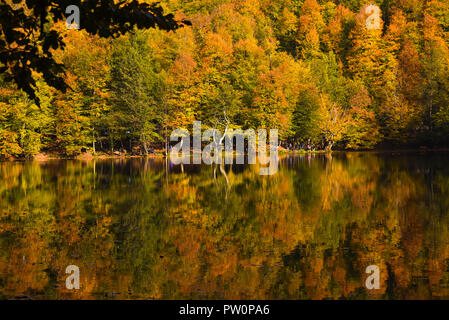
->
[1,152,449,299]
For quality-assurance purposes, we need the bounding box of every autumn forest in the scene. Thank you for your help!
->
[3,0,449,301]
[2,0,449,158]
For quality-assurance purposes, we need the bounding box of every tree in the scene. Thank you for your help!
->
[109,30,164,154]
[250,53,302,139]
[421,13,449,135]
[0,0,186,104]
[322,4,355,61]
[296,0,324,59]
[292,85,322,144]
[347,4,388,99]
[0,74,53,158]
[52,23,111,155]
[344,84,381,149]
[317,94,348,152]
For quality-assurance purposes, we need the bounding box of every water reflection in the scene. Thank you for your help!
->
[1,152,449,299]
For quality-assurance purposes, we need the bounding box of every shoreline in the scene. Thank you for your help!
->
[3,147,449,162]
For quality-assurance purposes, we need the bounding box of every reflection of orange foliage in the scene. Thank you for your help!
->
[0,232,50,295]
[1,155,449,299]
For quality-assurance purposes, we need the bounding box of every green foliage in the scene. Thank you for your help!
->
[292,89,322,143]
[109,30,165,153]
[0,0,184,105]
[0,77,53,158]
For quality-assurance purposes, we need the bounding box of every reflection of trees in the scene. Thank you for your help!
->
[1,154,449,299]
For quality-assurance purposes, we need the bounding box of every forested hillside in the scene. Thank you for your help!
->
[1,0,449,158]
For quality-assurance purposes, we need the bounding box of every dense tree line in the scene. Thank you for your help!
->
[1,0,449,158]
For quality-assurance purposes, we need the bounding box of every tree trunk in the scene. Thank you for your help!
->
[92,130,95,155]
[141,134,149,155]
[110,137,114,154]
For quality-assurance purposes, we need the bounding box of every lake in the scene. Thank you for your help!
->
[1,152,449,299]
